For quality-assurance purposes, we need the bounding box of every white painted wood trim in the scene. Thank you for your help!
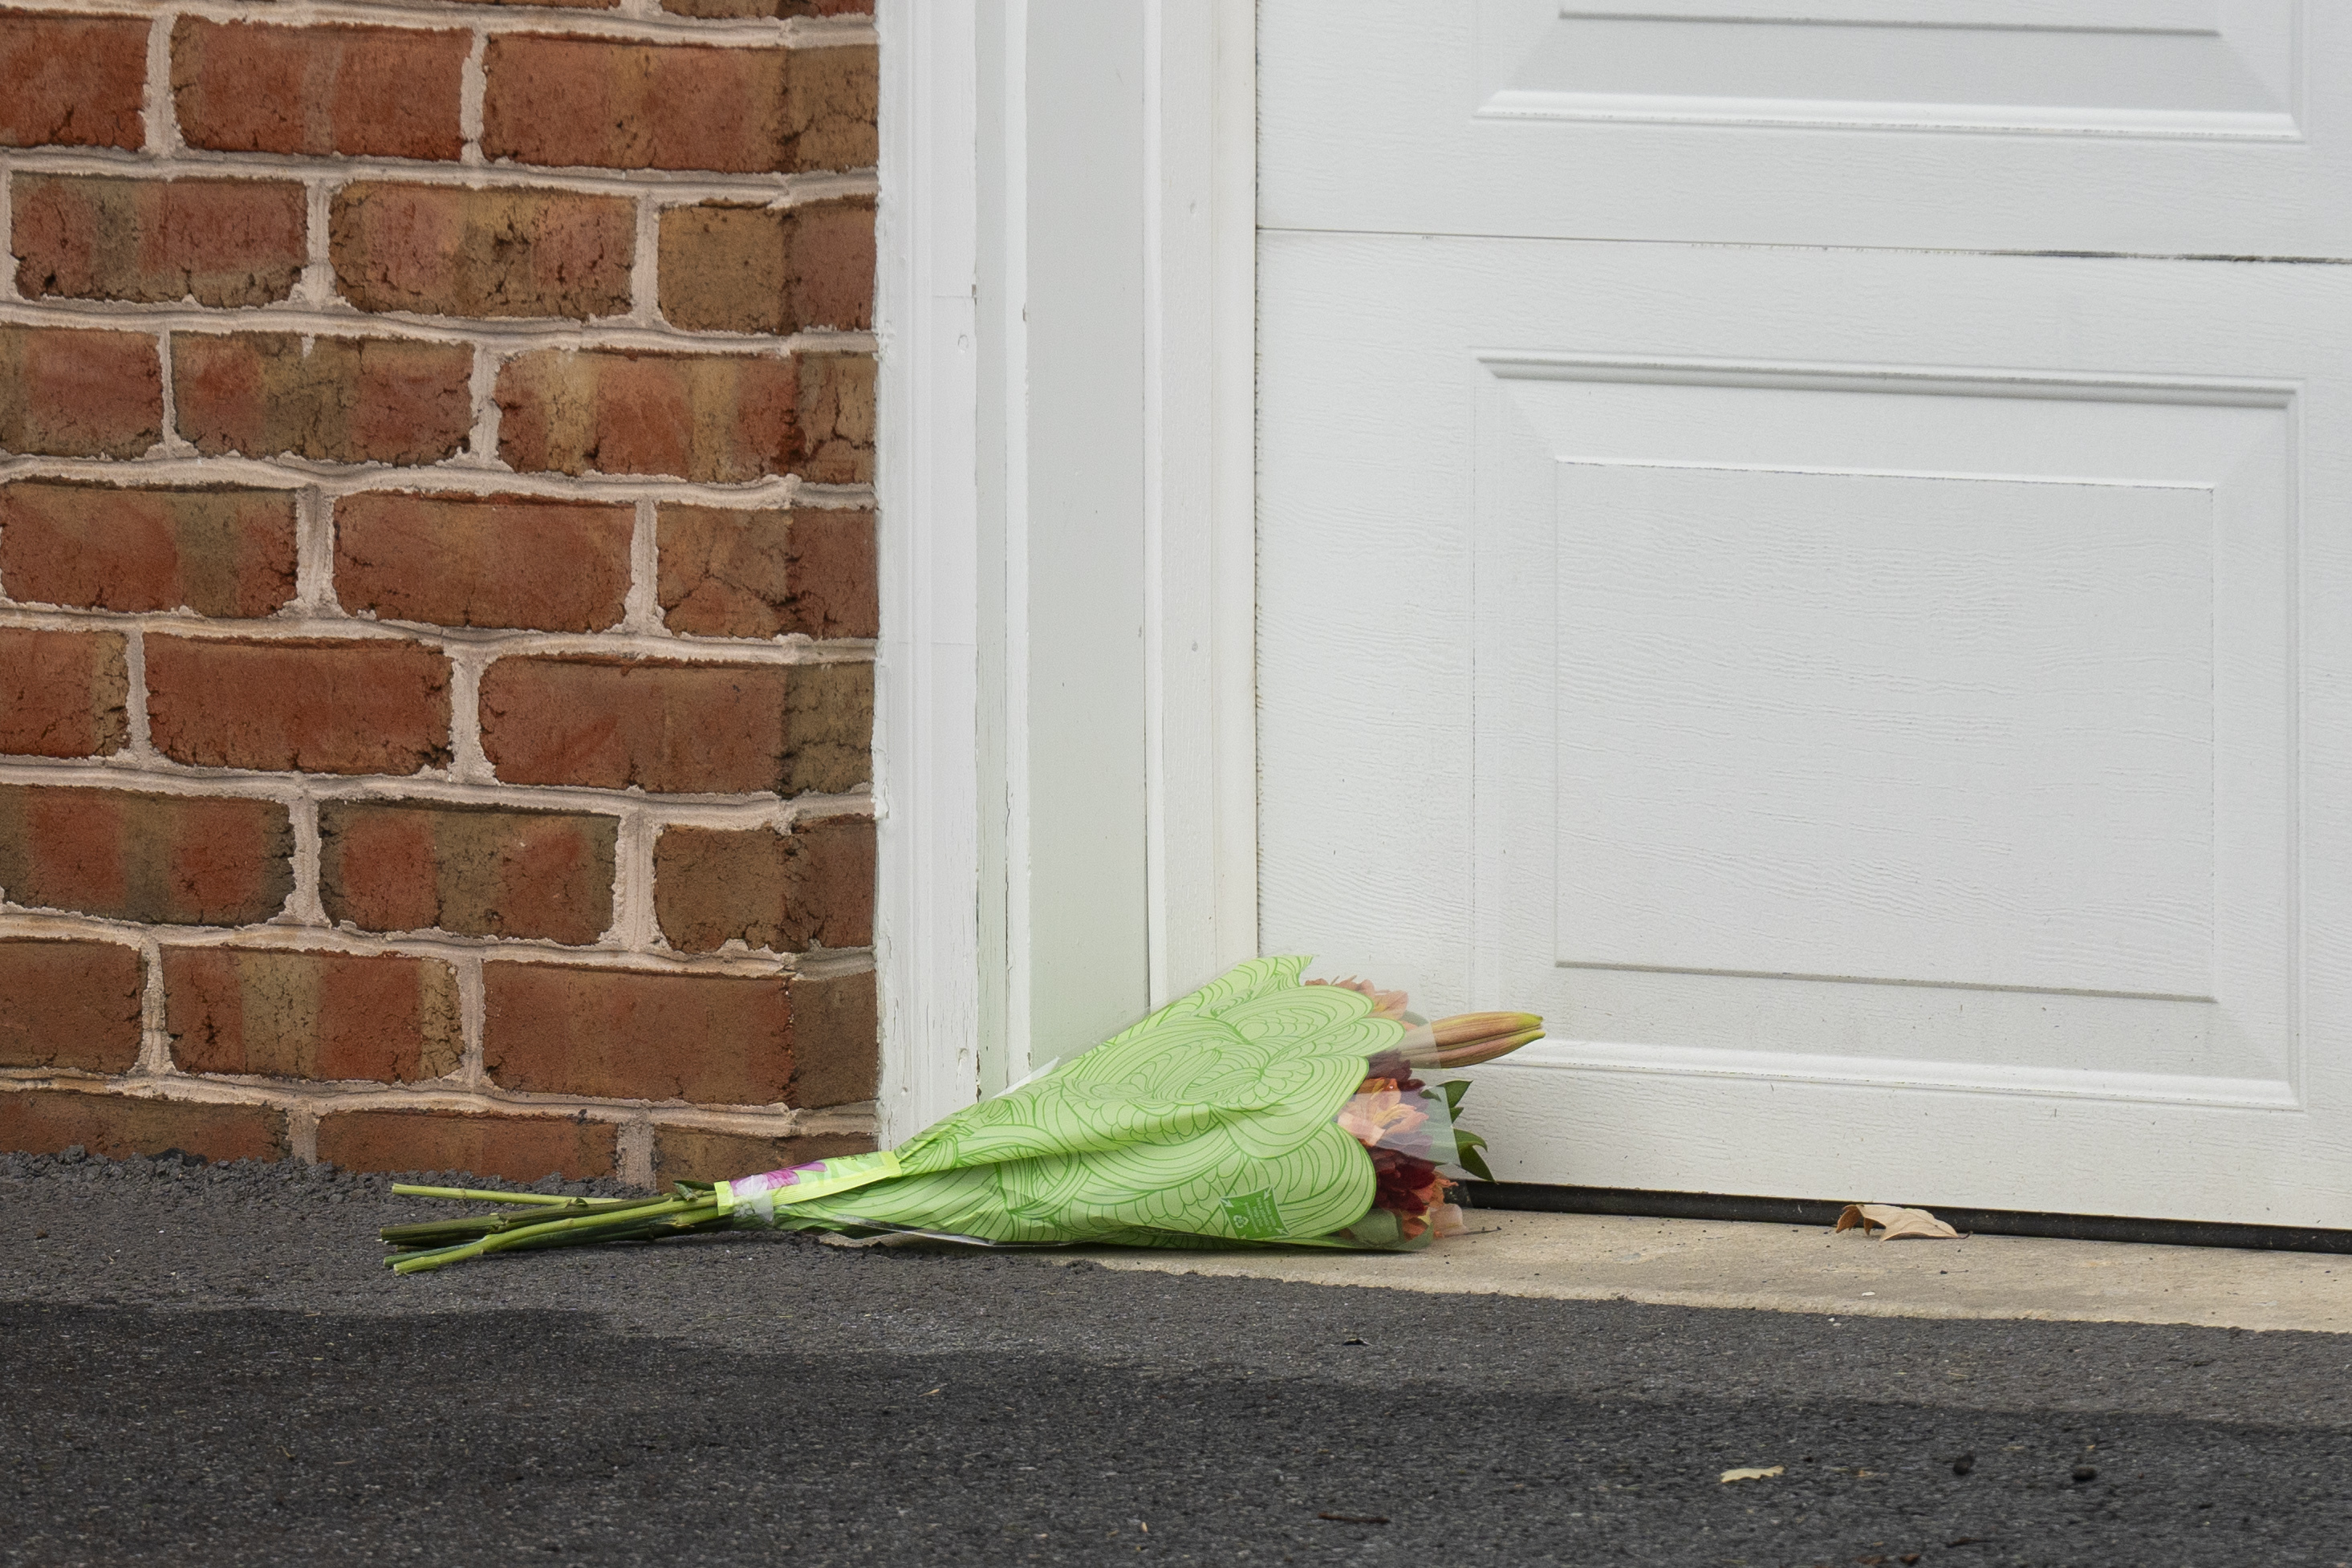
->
[1144,0,1261,1006]
[873,0,982,1142]
[983,0,1034,1099]
[876,0,1261,1122]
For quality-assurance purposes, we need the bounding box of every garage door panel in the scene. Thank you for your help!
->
[1464,1062,2349,1224]
[1479,351,2297,1099]
[1258,230,2352,1224]
[1482,362,2297,1105]
[1261,0,2352,256]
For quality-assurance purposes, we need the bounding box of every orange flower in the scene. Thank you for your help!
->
[1337,1085,1428,1148]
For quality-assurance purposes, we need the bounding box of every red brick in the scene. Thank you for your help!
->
[786,969,874,1107]
[658,504,875,640]
[655,815,872,954]
[793,351,875,485]
[483,961,794,1103]
[494,348,869,483]
[174,332,473,466]
[0,786,293,926]
[479,656,868,795]
[0,325,160,460]
[0,481,298,618]
[146,636,452,776]
[483,37,873,174]
[172,18,467,160]
[778,45,878,171]
[319,800,617,944]
[0,938,144,1074]
[650,1123,873,1184]
[0,628,128,759]
[0,10,147,149]
[492,347,788,482]
[657,197,873,335]
[782,508,877,637]
[331,183,635,321]
[0,1089,287,1161]
[12,175,307,307]
[663,0,871,16]
[315,1107,615,1182]
[164,946,461,1083]
[334,491,631,633]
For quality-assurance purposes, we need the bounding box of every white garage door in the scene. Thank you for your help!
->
[1255,0,2352,1226]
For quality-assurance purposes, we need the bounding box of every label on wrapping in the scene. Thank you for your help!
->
[716,1149,903,1223]
[1220,1188,1284,1239]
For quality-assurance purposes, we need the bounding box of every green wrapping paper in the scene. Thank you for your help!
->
[380,956,1539,1273]
[717,955,1432,1249]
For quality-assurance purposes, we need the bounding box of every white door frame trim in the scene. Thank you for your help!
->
[874,0,983,1142]
[874,0,1257,1139]
[1143,0,1261,1013]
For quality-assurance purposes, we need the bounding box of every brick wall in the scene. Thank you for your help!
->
[0,0,880,1187]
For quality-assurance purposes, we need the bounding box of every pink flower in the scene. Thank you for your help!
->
[1306,976,1410,1020]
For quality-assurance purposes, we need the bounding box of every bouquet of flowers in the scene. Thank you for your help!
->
[380,957,1542,1274]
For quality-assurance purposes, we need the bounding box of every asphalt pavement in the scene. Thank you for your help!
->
[2,1148,2349,1566]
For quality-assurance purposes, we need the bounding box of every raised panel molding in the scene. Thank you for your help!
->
[1261,1,2352,256]
[1558,1,2216,23]
[1481,0,2299,138]
[1471,352,2298,1111]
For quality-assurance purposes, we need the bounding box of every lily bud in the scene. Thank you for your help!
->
[1427,1026,1546,1068]
[1399,1014,1544,1068]
[1429,1011,1543,1049]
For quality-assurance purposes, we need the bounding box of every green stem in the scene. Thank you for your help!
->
[485,1212,733,1254]
[388,1194,719,1275]
[382,1193,681,1249]
[390,1185,583,1206]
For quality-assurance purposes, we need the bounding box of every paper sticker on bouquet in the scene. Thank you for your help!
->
[379,957,1542,1273]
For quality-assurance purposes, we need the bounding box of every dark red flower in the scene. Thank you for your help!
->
[1363,1050,1425,1095]
[1369,1145,1444,1219]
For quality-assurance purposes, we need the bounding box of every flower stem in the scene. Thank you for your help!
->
[390,1185,582,1206]
[387,1194,718,1274]
[380,1192,682,1249]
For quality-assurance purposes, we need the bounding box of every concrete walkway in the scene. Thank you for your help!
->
[12,1152,2352,1564]
[1049,1208,2352,1333]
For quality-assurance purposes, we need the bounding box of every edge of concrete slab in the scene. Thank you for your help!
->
[1026,1211,2352,1334]
[1470,1181,2352,1256]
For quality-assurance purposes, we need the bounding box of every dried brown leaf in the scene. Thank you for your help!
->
[1836,1202,1961,1240]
